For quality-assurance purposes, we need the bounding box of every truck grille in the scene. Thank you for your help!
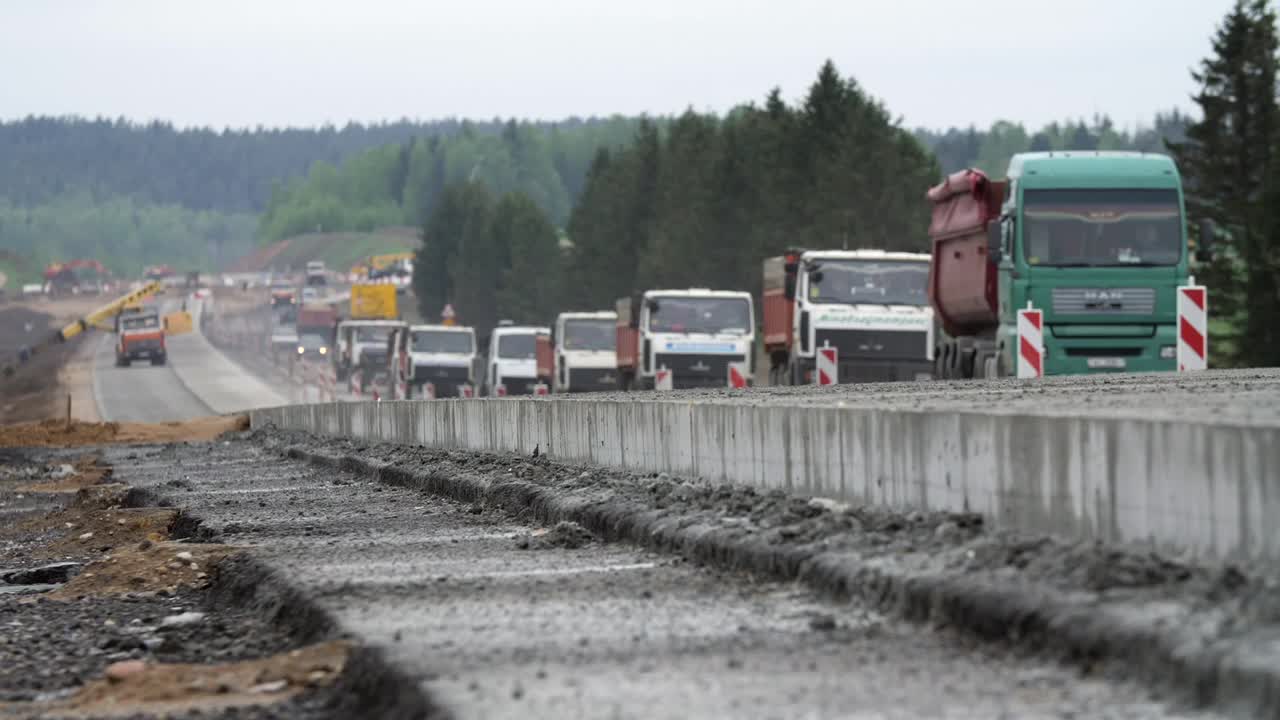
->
[1052,288,1155,315]
[814,329,926,360]
[568,367,620,391]
[414,364,470,383]
[128,338,162,351]
[653,353,745,381]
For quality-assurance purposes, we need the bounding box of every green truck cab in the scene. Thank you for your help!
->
[927,151,1207,378]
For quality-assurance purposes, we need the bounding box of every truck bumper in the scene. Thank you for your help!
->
[1043,328,1177,375]
[498,377,540,395]
[565,367,621,392]
[838,359,933,383]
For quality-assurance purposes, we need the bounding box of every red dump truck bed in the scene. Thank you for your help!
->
[762,252,802,353]
[535,334,554,383]
[615,296,640,372]
[927,169,1006,338]
[297,305,337,337]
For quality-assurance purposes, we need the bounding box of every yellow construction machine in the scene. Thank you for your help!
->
[350,252,414,280]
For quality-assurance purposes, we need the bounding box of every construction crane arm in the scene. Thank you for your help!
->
[58,281,165,341]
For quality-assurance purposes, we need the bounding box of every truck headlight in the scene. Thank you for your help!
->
[297,346,305,355]
[319,347,327,355]
[1160,345,1175,359]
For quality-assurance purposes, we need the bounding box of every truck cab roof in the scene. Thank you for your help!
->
[410,324,474,334]
[557,311,617,321]
[1007,151,1180,189]
[644,288,752,301]
[491,325,550,336]
[337,319,405,328]
[801,249,930,263]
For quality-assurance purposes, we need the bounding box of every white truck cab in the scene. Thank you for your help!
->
[485,323,550,396]
[553,311,618,393]
[388,324,477,399]
[334,319,405,380]
[637,289,754,390]
[786,249,934,384]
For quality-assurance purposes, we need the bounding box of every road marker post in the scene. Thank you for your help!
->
[1017,302,1044,379]
[1177,281,1208,372]
[423,382,436,400]
[534,383,550,396]
[815,342,838,386]
[655,366,673,392]
[727,362,749,389]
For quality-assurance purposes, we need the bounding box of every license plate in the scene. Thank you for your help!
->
[1087,357,1126,369]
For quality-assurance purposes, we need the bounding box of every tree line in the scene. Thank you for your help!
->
[1172,0,1280,367]
[257,117,647,243]
[413,61,941,329]
[0,115,641,277]
[915,112,1192,178]
[0,195,257,279]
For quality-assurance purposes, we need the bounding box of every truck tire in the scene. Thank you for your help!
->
[151,354,167,367]
[116,356,128,368]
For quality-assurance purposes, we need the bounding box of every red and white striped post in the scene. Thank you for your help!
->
[1177,281,1208,372]
[459,384,474,399]
[654,367,673,392]
[727,361,749,389]
[533,383,550,396]
[1017,303,1044,379]
[423,382,436,400]
[494,383,508,398]
[814,342,838,386]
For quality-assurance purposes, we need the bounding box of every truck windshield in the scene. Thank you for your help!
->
[122,315,159,331]
[412,331,473,354]
[1023,189,1182,267]
[355,326,392,343]
[562,319,615,351]
[648,297,751,335]
[497,333,536,359]
[807,260,929,306]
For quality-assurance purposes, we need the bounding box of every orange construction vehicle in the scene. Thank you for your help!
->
[115,307,166,367]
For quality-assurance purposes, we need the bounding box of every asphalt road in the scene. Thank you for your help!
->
[111,440,1218,720]
[91,328,212,423]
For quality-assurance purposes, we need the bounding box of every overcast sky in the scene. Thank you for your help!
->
[1,0,1234,131]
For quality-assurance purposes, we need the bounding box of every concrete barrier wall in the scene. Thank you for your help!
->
[251,398,1280,563]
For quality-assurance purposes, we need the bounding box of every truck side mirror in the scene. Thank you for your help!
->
[986,221,1003,263]
[1196,218,1215,263]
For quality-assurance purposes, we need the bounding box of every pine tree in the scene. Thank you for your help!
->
[1171,0,1280,366]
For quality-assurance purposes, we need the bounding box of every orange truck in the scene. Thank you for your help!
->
[115,308,166,367]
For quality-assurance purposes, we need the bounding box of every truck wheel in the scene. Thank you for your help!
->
[959,350,976,380]
[115,356,127,368]
[790,360,805,386]
[151,354,167,367]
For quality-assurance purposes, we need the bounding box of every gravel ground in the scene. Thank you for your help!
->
[0,448,346,719]
[105,436,1222,719]
[0,590,302,701]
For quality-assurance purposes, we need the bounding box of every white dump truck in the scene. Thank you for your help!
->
[551,311,619,393]
[483,322,550,396]
[334,319,405,381]
[387,323,478,399]
[763,249,934,384]
[616,289,755,390]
